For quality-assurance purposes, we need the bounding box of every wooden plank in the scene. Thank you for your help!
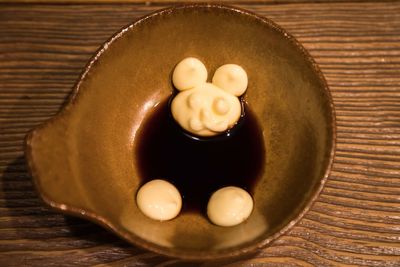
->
[1,0,394,4]
[0,2,399,266]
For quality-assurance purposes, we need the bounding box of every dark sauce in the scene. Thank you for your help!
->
[135,98,265,214]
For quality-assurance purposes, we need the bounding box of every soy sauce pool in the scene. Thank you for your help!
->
[135,99,265,213]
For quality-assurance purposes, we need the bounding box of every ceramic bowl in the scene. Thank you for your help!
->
[25,4,335,260]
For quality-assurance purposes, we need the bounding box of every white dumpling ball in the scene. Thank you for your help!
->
[212,64,248,96]
[207,186,253,227]
[136,179,182,221]
[172,57,208,91]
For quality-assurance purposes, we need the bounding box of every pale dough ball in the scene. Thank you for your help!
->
[207,186,253,227]
[172,57,208,91]
[171,83,241,137]
[136,179,182,221]
[212,64,248,96]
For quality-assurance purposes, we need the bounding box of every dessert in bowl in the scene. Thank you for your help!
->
[25,4,335,260]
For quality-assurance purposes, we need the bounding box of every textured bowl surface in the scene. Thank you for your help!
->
[25,4,335,260]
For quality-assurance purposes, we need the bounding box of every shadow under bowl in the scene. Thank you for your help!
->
[25,4,336,261]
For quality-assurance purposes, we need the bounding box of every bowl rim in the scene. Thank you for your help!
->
[25,3,336,261]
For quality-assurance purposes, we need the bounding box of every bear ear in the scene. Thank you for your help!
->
[172,57,208,91]
[212,64,248,96]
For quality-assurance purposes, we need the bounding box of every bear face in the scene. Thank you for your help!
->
[171,57,248,137]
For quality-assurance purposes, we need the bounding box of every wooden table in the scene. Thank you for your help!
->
[1,1,399,266]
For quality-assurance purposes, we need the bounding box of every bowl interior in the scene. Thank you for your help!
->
[28,5,334,259]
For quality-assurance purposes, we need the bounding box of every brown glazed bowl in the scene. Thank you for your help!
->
[25,4,335,261]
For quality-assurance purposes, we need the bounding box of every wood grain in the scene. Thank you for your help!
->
[0,2,399,266]
[2,0,396,4]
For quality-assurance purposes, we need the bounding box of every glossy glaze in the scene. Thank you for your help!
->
[25,4,335,260]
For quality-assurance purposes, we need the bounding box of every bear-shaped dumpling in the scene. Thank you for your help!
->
[171,57,248,137]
